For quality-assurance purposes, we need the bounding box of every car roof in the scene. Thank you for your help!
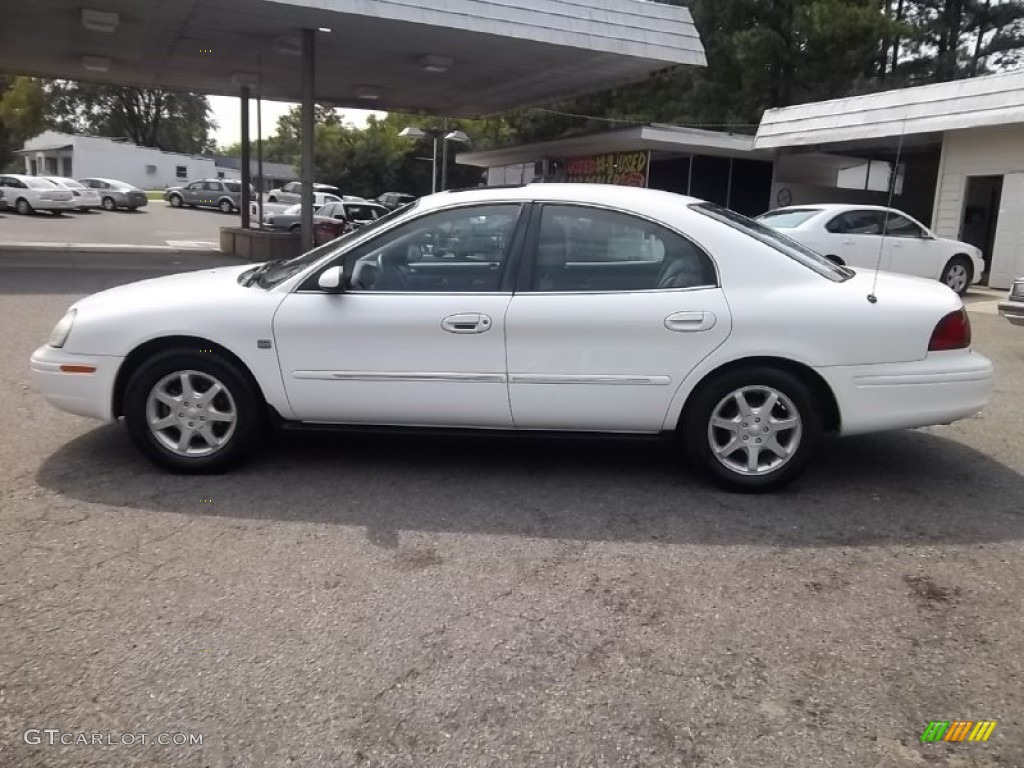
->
[767,203,899,214]
[418,183,702,210]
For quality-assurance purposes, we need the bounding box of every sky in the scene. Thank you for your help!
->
[207,95,386,148]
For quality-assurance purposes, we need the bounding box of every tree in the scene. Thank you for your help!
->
[44,82,217,153]
[0,75,47,171]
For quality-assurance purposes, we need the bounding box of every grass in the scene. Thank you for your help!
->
[144,190,165,200]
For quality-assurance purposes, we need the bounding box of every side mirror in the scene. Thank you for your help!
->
[318,265,345,292]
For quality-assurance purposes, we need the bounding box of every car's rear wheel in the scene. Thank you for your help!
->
[218,199,233,214]
[267,195,277,203]
[681,366,821,492]
[123,349,265,473]
[102,196,116,211]
[168,194,183,208]
[289,223,301,233]
[16,198,32,215]
[941,256,972,295]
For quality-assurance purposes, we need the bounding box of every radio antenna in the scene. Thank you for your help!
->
[868,115,908,304]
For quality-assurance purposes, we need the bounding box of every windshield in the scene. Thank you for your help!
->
[692,203,853,282]
[756,209,822,228]
[248,200,421,288]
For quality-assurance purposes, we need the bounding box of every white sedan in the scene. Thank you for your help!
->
[0,174,75,215]
[44,176,103,211]
[756,204,984,295]
[30,185,993,492]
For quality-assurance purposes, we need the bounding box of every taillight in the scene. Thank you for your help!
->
[928,308,971,351]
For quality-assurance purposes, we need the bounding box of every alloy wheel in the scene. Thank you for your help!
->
[707,385,803,476]
[145,370,237,457]
[944,263,969,293]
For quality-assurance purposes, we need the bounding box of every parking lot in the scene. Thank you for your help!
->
[0,200,230,249]
[1,250,1023,767]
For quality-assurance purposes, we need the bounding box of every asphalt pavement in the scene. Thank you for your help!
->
[0,200,231,249]
[1,252,1022,767]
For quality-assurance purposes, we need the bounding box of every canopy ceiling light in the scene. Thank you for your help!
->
[82,55,111,72]
[273,35,302,57]
[445,129,471,143]
[82,9,119,33]
[231,73,258,88]
[417,54,453,73]
[355,86,383,101]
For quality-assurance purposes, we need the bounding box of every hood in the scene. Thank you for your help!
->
[71,264,257,315]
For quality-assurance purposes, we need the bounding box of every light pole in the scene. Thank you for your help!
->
[399,125,472,193]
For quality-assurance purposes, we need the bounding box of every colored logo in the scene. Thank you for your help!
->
[921,720,996,742]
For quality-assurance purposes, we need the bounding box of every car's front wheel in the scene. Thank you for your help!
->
[16,198,32,215]
[941,256,973,295]
[218,199,233,214]
[168,194,183,208]
[123,349,265,473]
[681,366,822,492]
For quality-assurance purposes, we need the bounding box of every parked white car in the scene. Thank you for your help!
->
[30,184,993,492]
[266,181,339,204]
[0,174,75,215]
[44,176,102,211]
[756,204,984,295]
[250,191,342,220]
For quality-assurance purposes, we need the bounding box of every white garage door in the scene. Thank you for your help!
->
[990,173,1024,290]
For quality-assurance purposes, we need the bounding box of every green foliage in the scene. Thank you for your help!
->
[0,76,46,171]
[44,81,217,153]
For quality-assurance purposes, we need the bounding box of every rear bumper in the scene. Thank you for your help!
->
[998,300,1024,326]
[36,199,76,211]
[29,345,122,422]
[817,351,993,436]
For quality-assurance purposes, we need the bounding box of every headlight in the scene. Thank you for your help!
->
[49,309,77,348]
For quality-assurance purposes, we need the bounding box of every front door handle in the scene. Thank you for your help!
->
[441,313,493,334]
[665,311,716,332]
[891,241,904,248]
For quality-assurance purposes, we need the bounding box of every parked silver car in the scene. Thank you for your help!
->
[78,178,149,211]
[164,179,252,213]
[998,278,1024,326]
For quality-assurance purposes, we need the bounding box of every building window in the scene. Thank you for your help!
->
[146,164,157,174]
[217,171,225,179]
[176,165,187,179]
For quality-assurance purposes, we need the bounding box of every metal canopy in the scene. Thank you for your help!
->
[458,124,770,168]
[1,0,706,117]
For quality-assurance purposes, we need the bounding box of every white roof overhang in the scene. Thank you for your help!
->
[458,124,768,167]
[755,69,1024,150]
[1,0,706,117]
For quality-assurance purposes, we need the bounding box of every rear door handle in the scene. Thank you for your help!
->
[665,311,716,332]
[441,313,492,333]
[843,238,855,245]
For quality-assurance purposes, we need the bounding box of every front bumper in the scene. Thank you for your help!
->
[29,345,123,422]
[998,299,1024,326]
[817,350,994,436]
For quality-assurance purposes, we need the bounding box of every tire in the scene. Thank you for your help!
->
[102,196,116,211]
[168,194,183,208]
[940,256,972,295]
[267,196,277,203]
[218,199,233,214]
[288,223,301,233]
[681,366,822,493]
[16,198,32,215]
[825,254,845,266]
[123,348,266,473]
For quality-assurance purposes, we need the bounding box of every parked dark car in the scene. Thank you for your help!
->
[164,179,252,213]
